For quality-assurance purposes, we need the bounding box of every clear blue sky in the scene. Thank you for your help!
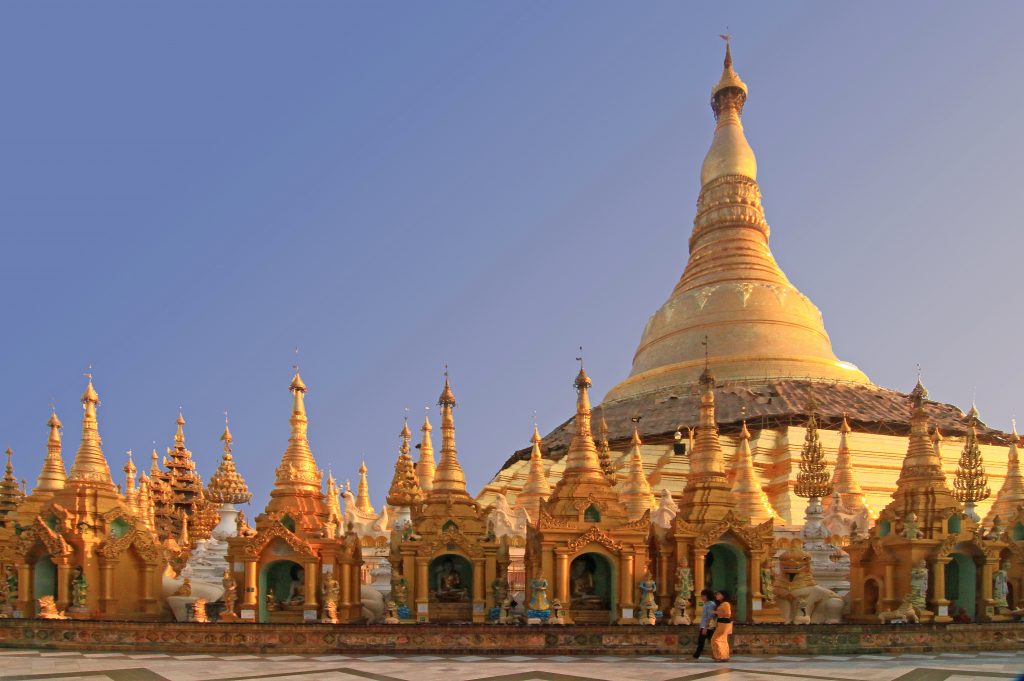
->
[2,2,1022,510]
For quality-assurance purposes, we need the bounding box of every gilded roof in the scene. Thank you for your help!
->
[499,379,1014,472]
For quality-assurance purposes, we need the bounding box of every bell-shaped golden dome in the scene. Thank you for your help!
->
[606,43,868,402]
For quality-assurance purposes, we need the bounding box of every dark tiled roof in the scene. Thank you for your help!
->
[498,380,1012,472]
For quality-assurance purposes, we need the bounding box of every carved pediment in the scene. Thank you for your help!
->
[240,522,317,560]
[566,526,623,555]
[693,510,774,551]
[419,526,484,559]
[97,525,163,565]
[537,510,575,530]
[572,493,609,513]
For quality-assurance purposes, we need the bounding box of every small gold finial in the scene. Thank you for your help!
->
[574,347,591,391]
[438,366,456,407]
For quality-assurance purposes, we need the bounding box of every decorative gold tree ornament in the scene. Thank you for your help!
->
[795,398,834,501]
[207,417,253,506]
[953,405,991,522]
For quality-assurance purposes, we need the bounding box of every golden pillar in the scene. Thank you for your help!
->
[884,562,896,609]
[749,553,762,599]
[99,562,115,614]
[657,550,670,609]
[932,558,950,621]
[415,557,429,621]
[303,560,318,608]
[693,549,706,599]
[472,558,485,623]
[618,552,635,624]
[339,563,352,613]
[55,562,71,612]
[981,558,995,620]
[16,563,30,613]
[484,554,497,609]
[243,560,258,608]
[555,551,570,606]
[849,563,864,616]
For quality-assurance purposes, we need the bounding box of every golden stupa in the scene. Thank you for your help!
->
[480,42,1014,528]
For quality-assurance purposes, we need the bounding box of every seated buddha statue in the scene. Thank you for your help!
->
[435,559,467,602]
[570,557,604,609]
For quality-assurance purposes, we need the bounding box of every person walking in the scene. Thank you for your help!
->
[710,590,733,662]
[692,589,716,660]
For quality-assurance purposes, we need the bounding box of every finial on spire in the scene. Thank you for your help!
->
[719,32,732,67]
[574,347,591,391]
[438,366,457,407]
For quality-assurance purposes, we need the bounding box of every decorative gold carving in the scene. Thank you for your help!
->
[239,522,317,560]
[566,526,623,555]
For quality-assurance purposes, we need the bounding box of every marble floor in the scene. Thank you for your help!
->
[0,649,1021,681]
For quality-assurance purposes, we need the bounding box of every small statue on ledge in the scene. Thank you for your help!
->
[36,595,67,620]
[669,594,691,625]
[71,566,88,610]
[321,573,340,624]
[637,569,658,625]
[384,600,400,624]
[192,598,209,623]
[173,577,192,597]
[902,512,923,540]
[266,591,279,612]
[222,569,238,619]
[549,598,567,625]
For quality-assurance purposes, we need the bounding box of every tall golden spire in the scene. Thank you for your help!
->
[68,375,115,490]
[822,414,873,520]
[620,424,654,520]
[883,379,959,537]
[415,412,436,493]
[545,360,629,523]
[562,361,605,479]
[606,40,867,400]
[0,448,24,517]
[730,420,777,524]
[387,418,425,507]
[123,450,138,510]
[985,421,1024,528]
[430,370,470,498]
[677,367,734,522]
[355,461,375,514]
[34,410,67,493]
[207,418,252,505]
[515,424,551,524]
[953,406,991,522]
[272,370,322,493]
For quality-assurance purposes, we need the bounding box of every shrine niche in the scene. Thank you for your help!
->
[569,551,613,618]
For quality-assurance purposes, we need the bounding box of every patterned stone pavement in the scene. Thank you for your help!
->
[0,649,1022,681]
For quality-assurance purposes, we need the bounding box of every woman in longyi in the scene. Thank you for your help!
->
[710,590,732,662]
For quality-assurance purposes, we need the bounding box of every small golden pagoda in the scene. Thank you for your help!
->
[525,363,650,624]
[513,425,551,524]
[619,425,655,521]
[7,377,163,618]
[729,421,778,525]
[206,419,253,539]
[396,372,498,623]
[414,413,436,493]
[386,418,425,517]
[225,371,362,623]
[0,449,25,525]
[663,367,774,622]
[150,412,217,543]
[821,414,874,537]
[846,380,1006,623]
[985,422,1024,528]
[355,461,375,515]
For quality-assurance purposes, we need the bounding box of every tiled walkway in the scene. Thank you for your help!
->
[0,649,1021,681]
